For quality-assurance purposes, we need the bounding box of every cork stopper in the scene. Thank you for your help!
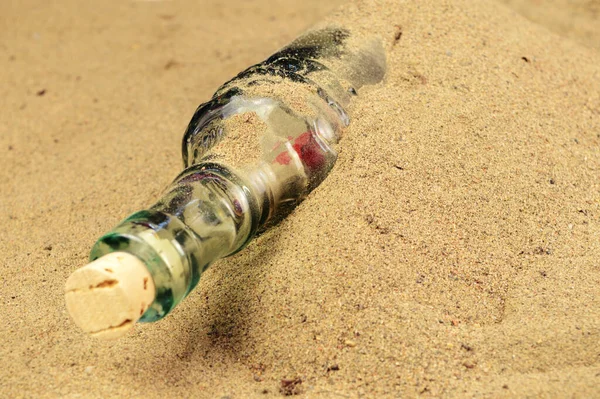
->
[65,252,156,339]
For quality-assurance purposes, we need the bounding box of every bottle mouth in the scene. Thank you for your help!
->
[90,210,200,322]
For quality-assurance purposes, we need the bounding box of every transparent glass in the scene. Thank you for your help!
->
[90,28,386,322]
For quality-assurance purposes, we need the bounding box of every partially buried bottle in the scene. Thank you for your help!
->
[65,27,386,338]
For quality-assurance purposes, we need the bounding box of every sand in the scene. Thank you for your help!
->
[1,0,599,397]
[499,0,600,51]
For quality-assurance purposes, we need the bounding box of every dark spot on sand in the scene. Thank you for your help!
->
[280,377,303,396]
[463,360,476,369]
[36,89,46,96]
[411,71,427,84]
[326,364,340,372]
[164,60,180,70]
[393,25,403,46]
[364,214,390,233]
[461,343,473,351]
[533,247,552,255]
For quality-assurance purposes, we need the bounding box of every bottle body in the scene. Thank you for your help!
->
[90,28,386,322]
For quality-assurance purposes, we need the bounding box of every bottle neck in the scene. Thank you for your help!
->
[90,163,261,322]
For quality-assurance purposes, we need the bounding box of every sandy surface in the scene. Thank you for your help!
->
[500,0,600,51]
[1,0,600,397]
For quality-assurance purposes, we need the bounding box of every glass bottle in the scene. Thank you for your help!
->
[87,28,386,323]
